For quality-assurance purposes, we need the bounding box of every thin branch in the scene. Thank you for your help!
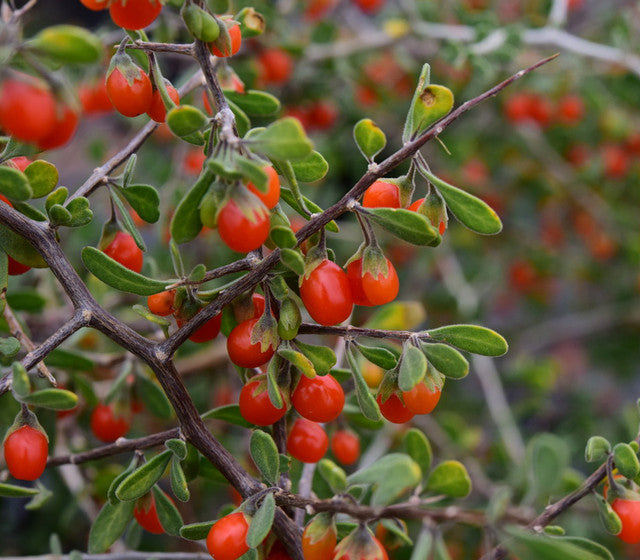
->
[130,41,196,55]
[0,554,210,560]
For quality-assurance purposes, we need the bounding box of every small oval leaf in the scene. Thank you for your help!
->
[20,388,78,410]
[421,343,469,379]
[225,89,281,117]
[365,207,440,246]
[290,151,329,182]
[0,167,32,201]
[115,450,172,502]
[354,118,386,160]
[88,499,135,553]
[24,160,58,198]
[398,345,427,392]
[425,460,471,498]
[167,105,208,137]
[250,430,280,486]
[152,485,184,535]
[246,493,275,548]
[427,325,508,357]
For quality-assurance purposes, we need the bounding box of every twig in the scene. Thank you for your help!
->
[0,554,210,560]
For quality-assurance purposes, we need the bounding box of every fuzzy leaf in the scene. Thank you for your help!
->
[137,374,173,420]
[318,459,347,493]
[0,482,40,497]
[225,89,280,117]
[0,166,32,201]
[170,458,190,502]
[426,460,471,498]
[427,325,508,357]
[354,118,386,160]
[88,500,135,553]
[421,343,469,379]
[246,493,275,548]
[366,207,440,246]
[290,151,329,182]
[32,25,102,64]
[24,160,58,198]
[167,104,208,137]
[295,340,336,375]
[153,485,183,535]
[20,388,78,410]
[398,345,427,392]
[119,185,160,223]
[170,172,213,244]
[403,428,433,476]
[180,521,215,540]
[356,344,398,370]
[115,450,172,502]
[200,404,253,428]
[251,118,313,161]
[250,430,280,486]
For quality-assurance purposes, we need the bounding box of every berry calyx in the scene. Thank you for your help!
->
[346,257,399,307]
[211,23,242,58]
[302,513,338,560]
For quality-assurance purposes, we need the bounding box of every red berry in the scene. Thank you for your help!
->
[352,0,385,13]
[134,493,165,534]
[247,166,280,209]
[6,157,32,172]
[402,381,442,415]
[38,104,79,151]
[612,499,640,544]
[211,24,242,58]
[302,516,338,560]
[90,403,130,443]
[217,199,270,253]
[3,425,48,481]
[146,83,180,123]
[362,180,400,208]
[109,0,163,30]
[206,512,250,560]
[346,257,399,307]
[331,430,360,465]
[147,290,175,316]
[556,94,584,125]
[103,231,143,273]
[238,376,287,426]
[376,392,414,424]
[0,79,57,143]
[292,374,345,423]
[227,318,276,368]
[287,418,328,463]
[8,257,31,276]
[307,100,338,131]
[258,48,294,85]
[183,149,206,175]
[176,312,222,343]
[80,0,110,9]
[106,67,153,118]
[79,81,113,114]
[603,144,629,178]
[300,260,354,326]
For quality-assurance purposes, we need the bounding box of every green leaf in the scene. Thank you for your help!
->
[251,118,313,161]
[182,3,220,42]
[170,171,213,244]
[48,203,72,226]
[295,340,337,376]
[46,348,94,371]
[613,443,640,479]
[170,457,190,502]
[0,481,40,497]
[152,485,184,535]
[119,185,160,223]
[11,362,30,398]
[559,537,614,560]
[347,453,422,505]
[0,166,32,201]
[167,104,208,137]
[403,428,433,475]
[526,433,569,499]
[246,493,275,548]
[81,246,168,295]
[346,348,381,422]
[31,25,102,64]
[290,151,329,182]
[421,343,469,379]
[278,345,315,377]
[278,189,339,232]
[0,337,20,357]
[270,225,297,249]
[236,157,268,191]
[110,189,145,252]
[6,290,46,312]
[585,436,611,463]
[353,118,386,160]
[67,197,94,227]
[180,520,215,540]
[20,388,78,410]
[165,438,187,460]
[593,492,622,535]
[398,344,427,392]
[355,344,398,371]
[201,404,253,428]
[108,458,138,505]
[342,401,385,431]
[136,374,173,420]
[24,160,58,198]
[88,499,135,553]
[115,450,172,502]
[365,207,440,246]
[426,172,502,235]
[250,430,280,486]
[12,201,47,222]
[46,186,68,211]
[225,89,280,116]
[0,224,47,268]
[410,527,434,560]
[504,527,612,560]
[25,481,53,510]
[427,325,508,357]
[228,99,250,138]
[318,459,347,493]
[280,247,305,275]
[425,460,471,498]
[406,83,454,138]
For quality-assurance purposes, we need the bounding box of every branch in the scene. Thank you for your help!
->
[0,554,210,560]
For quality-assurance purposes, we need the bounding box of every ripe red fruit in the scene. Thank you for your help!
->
[362,180,400,208]
[331,430,360,465]
[6,157,31,172]
[292,374,345,423]
[227,318,276,368]
[183,149,206,175]
[176,312,222,343]
[211,24,242,57]
[265,540,292,560]
[109,0,163,30]
[408,197,447,235]
[248,166,281,209]
[0,79,57,143]
[239,376,287,426]
[38,104,79,150]
[504,92,551,128]
[79,81,113,114]
[8,257,31,276]
[612,499,640,544]
[376,392,414,424]
[307,100,338,131]
[217,199,270,253]
[79,0,110,9]
[103,231,143,273]
[106,67,153,118]
[603,144,629,178]
[287,418,328,463]
[90,403,130,443]
[557,94,584,125]
[147,290,175,316]
[302,515,338,560]
[304,0,335,20]
[3,425,48,481]
[334,526,389,560]
[402,381,442,415]
[147,83,180,123]
[134,493,165,534]
[258,48,294,85]
[300,260,354,326]
[206,512,250,560]
[352,0,385,13]
[346,257,399,307]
